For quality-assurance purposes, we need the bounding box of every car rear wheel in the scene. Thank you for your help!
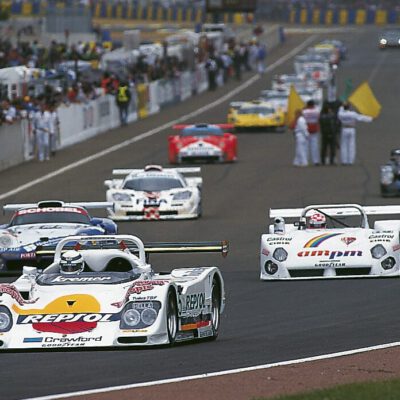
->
[210,278,221,340]
[166,290,178,345]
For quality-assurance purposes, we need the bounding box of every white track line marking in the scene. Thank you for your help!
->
[24,341,400,400]
[0,36,316,201]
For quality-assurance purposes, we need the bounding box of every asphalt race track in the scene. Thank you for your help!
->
[1,27,400,400]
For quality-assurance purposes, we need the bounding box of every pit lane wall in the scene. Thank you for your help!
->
[0,62,212,171]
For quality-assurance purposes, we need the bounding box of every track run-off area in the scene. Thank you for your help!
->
[1,26,400,400]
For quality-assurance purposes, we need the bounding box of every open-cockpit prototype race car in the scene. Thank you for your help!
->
[0,235,227,349]
[260,204,400,280]
[105,165,202,221]
[168,124,237,164]
[0,201,116,274]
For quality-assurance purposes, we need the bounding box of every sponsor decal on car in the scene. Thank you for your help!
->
[298,250,363,260]
[393,244,400,252]
[0,284,38,305]
[20,252,36,259]
[40,336,103,348]
[51,276,112,283]
[16,207,87,215]
[23,337,43,343]
[144,207,160,220]
[262,248,270,256]
[341,237,356,246]
[111,280,168,307]
[314,262,346,268]
[180,293,206,312]
[266,237,292,245]
[369,233,395,243]
[304,233,342,248]
[13,294,118,334]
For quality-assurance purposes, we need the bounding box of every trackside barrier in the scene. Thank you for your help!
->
[0,122,25,171]
[57,94,138,149]
[0,40,282,171]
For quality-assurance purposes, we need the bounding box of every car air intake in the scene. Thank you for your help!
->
[117,337,147,344]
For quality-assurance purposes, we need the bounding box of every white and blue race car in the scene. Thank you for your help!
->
[105,165,202,221]
[261,204,400,280]
[0,234,227,349]
[0,201,116,273]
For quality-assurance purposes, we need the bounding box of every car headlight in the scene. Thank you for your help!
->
[273,247,288,262]
[0,234,16,249]
[381,166,394,185]
[120,301,161,329]
[172,191,192,201]
[264,260,278,275]
[112,193,131,202]
[371,244,387,259]
[0,307,12,332]
[381,256,396,270]
[380,38,387,45]
[141,308,158,326]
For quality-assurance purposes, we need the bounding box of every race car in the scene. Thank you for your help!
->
[227,102,245,123]
[0,234,227,349]
[168,124,237,164]
[308,44,340,65]
[105,165,202,221]
[379,28,400,49]
[232,100,285,132]
[380,149,400,196]
[0,201,116,273]
[271,74,318,92]
[260,87,323,112]
[319,39,347,60]
[260,204,400,280]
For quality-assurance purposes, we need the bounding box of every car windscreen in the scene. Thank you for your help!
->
[383,30,400,37]
[238,107,275,115]
[123,177,184,191]
[181,127,223,136]
[10,211,91,226]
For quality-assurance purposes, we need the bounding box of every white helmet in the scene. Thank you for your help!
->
[309,212,326,229]
[59,250,84,275]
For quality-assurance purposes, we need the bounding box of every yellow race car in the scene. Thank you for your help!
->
[231,101,286,132]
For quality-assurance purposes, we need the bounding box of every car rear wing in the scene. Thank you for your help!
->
[38,235,228,264]
[3,200,113,212]
[270,204,400,219]
[112,167,201,176]
[172,124,234,130]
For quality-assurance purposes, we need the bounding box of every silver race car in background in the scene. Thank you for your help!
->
[105,165,202,220]
[0,200,116,273]
[0,235,227,349]
[261,204,400,280]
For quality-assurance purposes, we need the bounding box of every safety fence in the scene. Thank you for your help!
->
[0,62,210,171]
[1,1,399,25]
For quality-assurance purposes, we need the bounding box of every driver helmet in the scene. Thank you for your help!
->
[308,212,326,229]
[59,250,84,275]
[390,149,400,163]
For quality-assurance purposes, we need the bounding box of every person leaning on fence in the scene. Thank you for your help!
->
[33,103,51,162]
[116,82,131,126]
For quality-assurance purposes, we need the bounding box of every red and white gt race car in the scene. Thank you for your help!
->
[168,124,237,164]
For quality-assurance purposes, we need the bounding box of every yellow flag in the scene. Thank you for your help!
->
[286,85,305,126]
[348,82,381,118]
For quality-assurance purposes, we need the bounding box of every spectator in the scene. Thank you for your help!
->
[319,101,339,165]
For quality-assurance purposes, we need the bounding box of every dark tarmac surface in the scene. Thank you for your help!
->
[1,27,400,400]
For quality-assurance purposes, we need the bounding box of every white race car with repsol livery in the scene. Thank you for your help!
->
[0,201,116,274]
[105,165,202,221]
[0,235,227,349]
[260,204,400,280]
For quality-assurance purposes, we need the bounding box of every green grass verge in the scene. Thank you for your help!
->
[253,378,400,400]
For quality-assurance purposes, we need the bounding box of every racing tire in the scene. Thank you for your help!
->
[166,289,178,346]
[209,278,221,340]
